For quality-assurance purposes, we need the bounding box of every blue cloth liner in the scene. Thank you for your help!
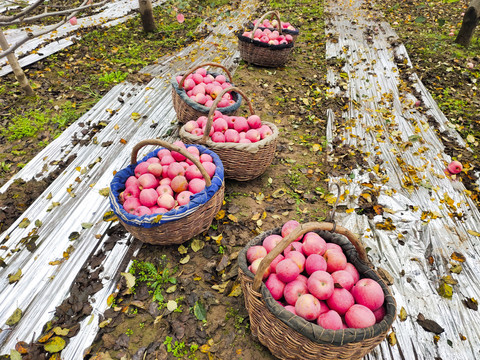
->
[109,144,224,228]
[171,71,242,114]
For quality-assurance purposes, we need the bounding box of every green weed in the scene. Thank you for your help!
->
[98,71,129,87]
[163,336,198,359]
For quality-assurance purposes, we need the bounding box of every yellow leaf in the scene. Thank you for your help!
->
[467,134,475,143]
[451,252,466,262]
[228,283,242,297]
[43,337,66,353]
[388,331,397,346]
[227,214,238,223]
[346,208,355,214]
[215,210,225,220]
[131,112,141,121]
[312,144,321,152]
[211,234,223,245]
[251,213,261,221]
[180,255,190,264]
[399,307,407,321]
[52,327,69,336]
[467,230,480,237]
[8,269,22,284]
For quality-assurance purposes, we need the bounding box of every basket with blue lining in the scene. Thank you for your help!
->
[171,62,242,124]
[109,139,224,245]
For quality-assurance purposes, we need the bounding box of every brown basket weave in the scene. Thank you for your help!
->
[110,139,224,245]
[171,62,242,124]
[238,222,397,360]
[237,11,294,68]
[179,87,278,181]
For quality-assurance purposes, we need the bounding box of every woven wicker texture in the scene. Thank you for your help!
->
[179,87,278,181]
[238,222,396,360]
[110,139,224,245]
[237,11,294,67]
[171,62,242,124]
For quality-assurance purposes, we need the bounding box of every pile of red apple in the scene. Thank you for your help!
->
[247,220,386,330]
[118,141,217,217]
[176,67,236,108]
[242,28,293,46]
[183,111,273,144]
[252,18,297,32]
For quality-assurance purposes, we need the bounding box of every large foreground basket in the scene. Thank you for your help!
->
[179,87,278,181]
[237,11,294,67]
[171,62,242,124]
[109,139,224,245]
[238,222,396,360]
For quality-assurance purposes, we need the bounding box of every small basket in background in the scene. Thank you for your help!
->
[236,11,295,68]
[238,222,397,360]
[171,62,242,124]
[109,139,224,245]
[179,87,278,181]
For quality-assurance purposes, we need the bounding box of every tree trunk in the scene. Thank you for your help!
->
[455,0,480,48]
[138,0,156,32]
[0,29,34,96]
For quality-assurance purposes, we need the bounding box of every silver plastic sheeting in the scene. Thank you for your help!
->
[326,0,480,359]
[0,0,166,76]
[0,0,258,357]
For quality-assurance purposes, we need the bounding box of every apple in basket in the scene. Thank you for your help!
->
[245,219,387,329]
[252,18,297,32]
[242,28,294,45]
[119,141,217,216]
[178,67,235,108]
[184,111,273,144]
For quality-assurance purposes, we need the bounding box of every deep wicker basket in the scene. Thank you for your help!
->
[109,139,224,245]
[171,62,242,124]
[237,11,294,68]
[238,222,397,360]
[245,10,300,41]
[179,87,278,181]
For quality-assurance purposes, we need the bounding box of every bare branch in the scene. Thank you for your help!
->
[0,0,46,23]
[0,0,110,26]
[0,0,110,59]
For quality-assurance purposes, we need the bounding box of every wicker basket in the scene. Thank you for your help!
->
[237,11,294,68]
[109,139,224,245]
[179,87,278,181]
[238,222,397,360]
[245,10,300,41]
[171,62,242,124]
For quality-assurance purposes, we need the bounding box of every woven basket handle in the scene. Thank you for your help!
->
[178,62,234,89]
[201,86,255,143]
[252,222,369,291]
[130,139,212,187]
[250,10,283,38]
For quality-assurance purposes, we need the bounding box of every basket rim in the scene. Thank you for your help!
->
[238,227,397,346]
[109,144,224,228]
[179,121,279,154]
[171,71,242,114]
[245,21,300,35]
[236,30,295,50]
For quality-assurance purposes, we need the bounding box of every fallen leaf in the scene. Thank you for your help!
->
[44,336,66,353]
[180,255,190,264]
[6,308,22,326]
[98,188,109,197]
[438,283,453,298]
[399,307,407,321]
[131,112,141,121]
[99,318,112,328]
[166,285,177,293]
[178,245,188,255]
[121,272,136,294]
[166,300,178,312]
[194,301,206,321]
[467,229,480,237]
[8,269,22,284]
[227,214,238,222]
[215,210,225,220]
[37,331,54,343]
[417,314,444,334]
[191,239,205,252]
[387,331,397,346]
[463,297,478,311]
[451,252,466,262]
[52,327,69,336]
[10,350,22,360]
[18,218,30,229]
[228,282,242,297]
